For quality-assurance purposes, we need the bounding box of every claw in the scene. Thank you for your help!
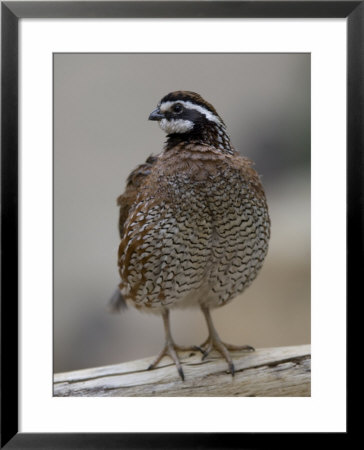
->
[229,362,235,376]
[147,341,186,380]
[177,366,185,381]
[201,342,212,361]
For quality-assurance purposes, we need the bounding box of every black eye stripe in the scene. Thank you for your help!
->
[164,108,204,121]
[173,103,183,113]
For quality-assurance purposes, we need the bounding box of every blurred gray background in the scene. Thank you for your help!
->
[54,53,310,373]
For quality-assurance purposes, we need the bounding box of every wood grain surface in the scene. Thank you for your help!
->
[54,344,311,397]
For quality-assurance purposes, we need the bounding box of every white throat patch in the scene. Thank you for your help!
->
[160,100,222,126]
[159,118,194,134]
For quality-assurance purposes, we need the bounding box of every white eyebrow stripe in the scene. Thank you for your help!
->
[160,100,222,125]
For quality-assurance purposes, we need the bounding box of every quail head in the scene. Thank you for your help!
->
[112,91,270,380]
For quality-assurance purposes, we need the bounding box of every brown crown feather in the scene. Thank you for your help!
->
[160,91,222,121]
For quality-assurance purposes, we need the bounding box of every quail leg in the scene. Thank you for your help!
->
[197,305,255,376]
[147,309,195,381]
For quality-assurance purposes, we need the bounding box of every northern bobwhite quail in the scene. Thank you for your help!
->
[112,91,270,380]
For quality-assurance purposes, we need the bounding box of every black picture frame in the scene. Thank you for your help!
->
[1,1,358,448]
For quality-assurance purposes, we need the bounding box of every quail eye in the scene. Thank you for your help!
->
[172,103,183,114]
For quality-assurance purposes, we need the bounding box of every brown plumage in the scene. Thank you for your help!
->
[117,155,158,238]
[113,91,270,380]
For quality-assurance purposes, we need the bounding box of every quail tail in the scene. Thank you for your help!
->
[108,287,128,313]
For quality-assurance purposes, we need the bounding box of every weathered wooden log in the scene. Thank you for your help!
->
[54,344,310,397]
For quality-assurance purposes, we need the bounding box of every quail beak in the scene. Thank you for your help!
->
[148,108,165,121]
